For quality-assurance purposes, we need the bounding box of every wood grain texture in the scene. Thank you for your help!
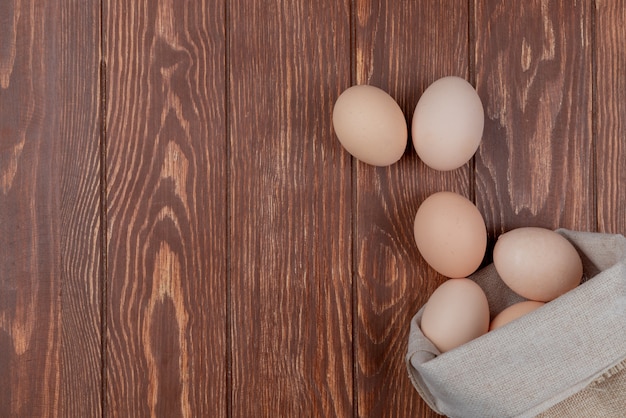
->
[475,0,594,239]
[228,1,353,416]
[354,1,468,416]
[596,0,626,235]
[0,0,101,416]
[105,1,227,416]
[3,2,626,417]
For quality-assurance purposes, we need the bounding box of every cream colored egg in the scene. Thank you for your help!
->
[412,76,484,171]
[493,227,583,302]
[332,85,407,166]
[489,301,545,331]
[414,191,487,278]
[420,278,490,353]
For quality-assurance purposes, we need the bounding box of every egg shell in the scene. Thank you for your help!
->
[489,300,545,331]
[332,85,407,166]
[493,227,583,302]
[412,76,484,171]
[413,191,487,278]
[420,278,490,353]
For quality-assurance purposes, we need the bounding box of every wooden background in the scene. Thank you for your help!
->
[1,0,624,416]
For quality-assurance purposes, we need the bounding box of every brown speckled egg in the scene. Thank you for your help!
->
[414,191,487,278]
[332,85,407,166]
[489,301,545,331]
[421,278,490,353]
[412,76,484,171]
[493,227,583,302]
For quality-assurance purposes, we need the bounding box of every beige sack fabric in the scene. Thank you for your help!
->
[406,229,626,418]
[538,357,626,417]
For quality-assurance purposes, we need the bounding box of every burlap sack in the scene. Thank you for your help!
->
[406,229,626,418]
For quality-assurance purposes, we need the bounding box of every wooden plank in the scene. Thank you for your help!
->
[354,1,469,417]
[474,0,594,239]
[0,0,101,416]
[596,0,626,235]
[228,1,353,416]
[104,1,227,416]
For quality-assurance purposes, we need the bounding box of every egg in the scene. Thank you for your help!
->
[493,227,583,302]
[412,76,484,171]
[489,301,545,331]
[420,278,490,353]
[332,85,407,166]
[413,191,487,278]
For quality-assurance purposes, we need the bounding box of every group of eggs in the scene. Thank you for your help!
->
[332,76,585,354]
[333,76,483,170]
[418,225,583,353]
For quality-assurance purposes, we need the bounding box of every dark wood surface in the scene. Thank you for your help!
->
[1,1,625,417]
[104,0,228,416]
[0,1,102,416]
[229,1,352,417]
[354,2,469,416]
[475,0,594,238]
